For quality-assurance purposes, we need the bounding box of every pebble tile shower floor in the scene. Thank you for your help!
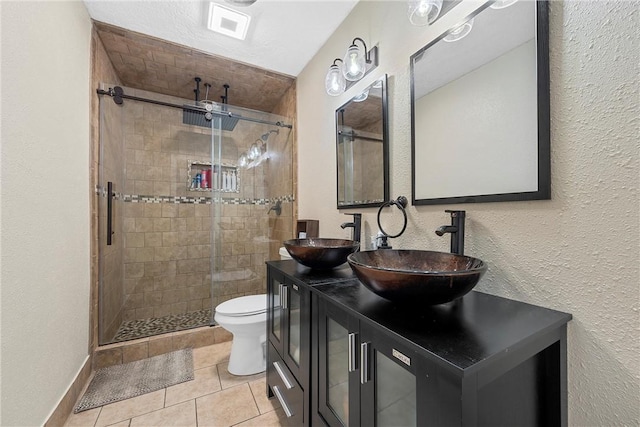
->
[113,309,213,342]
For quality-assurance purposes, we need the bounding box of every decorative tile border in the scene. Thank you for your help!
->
[95,185,294,206]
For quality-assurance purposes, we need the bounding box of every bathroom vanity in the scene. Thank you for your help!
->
[266,260,571,426]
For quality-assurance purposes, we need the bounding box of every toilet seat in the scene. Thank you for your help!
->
[216,295,266,317]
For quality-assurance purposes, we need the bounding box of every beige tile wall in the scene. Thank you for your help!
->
[268,83,297,257]
[118,88,293,319]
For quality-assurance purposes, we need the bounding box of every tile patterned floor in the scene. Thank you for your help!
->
[65,341,286,427]
[113,309,214,343]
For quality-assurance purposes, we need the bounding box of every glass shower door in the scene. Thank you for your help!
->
[208,102,293,316]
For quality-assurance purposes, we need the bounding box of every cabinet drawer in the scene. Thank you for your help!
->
[268,343,305,426]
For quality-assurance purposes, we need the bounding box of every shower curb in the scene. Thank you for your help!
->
[93,325,231,370]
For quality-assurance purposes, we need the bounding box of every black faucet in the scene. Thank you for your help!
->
[435,210,465,255]
[341,213,362,245]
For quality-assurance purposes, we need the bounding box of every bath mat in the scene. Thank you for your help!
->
[74,348,194,413]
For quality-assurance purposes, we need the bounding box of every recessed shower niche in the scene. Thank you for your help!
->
[187,160,239,192]
[96,84,293,345]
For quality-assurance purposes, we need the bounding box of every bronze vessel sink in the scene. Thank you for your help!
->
[283,238,360,269]
[347,250,487,304]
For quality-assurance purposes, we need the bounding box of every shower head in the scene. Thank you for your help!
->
[182,108,240,131]
[183,80,240,131]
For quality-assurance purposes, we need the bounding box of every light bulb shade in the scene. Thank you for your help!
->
[239,154,248,168]
[248,142,261,160]
[325,63,346,96]
[342,44,366,81]
[443,18,474,42]
[352,89,369,103]
[408,0,443,26]
[490,0,518,9]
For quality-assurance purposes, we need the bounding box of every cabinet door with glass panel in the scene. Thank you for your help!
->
[267,269,310,381]
[317,298,361,427]
[317,298,426,427]
[359,323,420,427]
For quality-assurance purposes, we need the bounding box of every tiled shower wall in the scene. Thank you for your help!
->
[268,83,297,256]
[115,88,292,328]
[120,95,213,324]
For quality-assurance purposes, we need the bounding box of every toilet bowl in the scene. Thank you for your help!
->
[214,294,267,376]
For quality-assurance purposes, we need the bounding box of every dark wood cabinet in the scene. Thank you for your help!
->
[266,260,571,427]
[266,263,316,425]
[267,267,310,382]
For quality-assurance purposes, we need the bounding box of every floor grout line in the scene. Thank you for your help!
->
[70,342,275,427]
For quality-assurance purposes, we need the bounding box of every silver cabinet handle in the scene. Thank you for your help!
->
[348,333,357,373]
[278,283,284,309]
[272,385,294,418]
[360,342,370,384]
[282,285,288,310]
[273,361,294,390]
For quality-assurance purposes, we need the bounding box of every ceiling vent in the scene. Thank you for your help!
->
[207,3,251,40]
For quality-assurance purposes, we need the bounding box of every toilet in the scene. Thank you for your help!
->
[214,294,267,376]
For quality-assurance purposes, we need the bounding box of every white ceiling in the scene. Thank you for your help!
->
[83,0,360,77]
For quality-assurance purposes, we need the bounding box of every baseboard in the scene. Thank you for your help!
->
[43,355,92,427]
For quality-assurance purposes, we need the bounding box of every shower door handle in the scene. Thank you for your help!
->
[107,181,114,246]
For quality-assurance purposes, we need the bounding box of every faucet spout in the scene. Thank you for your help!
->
[436,210,466,255]
[435,225,457,237]
[341,213,362,244]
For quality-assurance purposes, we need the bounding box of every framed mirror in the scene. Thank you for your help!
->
[336,75,389,209]
[410,0,550,205]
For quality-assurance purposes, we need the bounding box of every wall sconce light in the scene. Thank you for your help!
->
[408,0,443,26]
[443,18,474,42]
[238,129,278,168]
[325,59,347,96]
[343,38,373,81]
[325,38,378,96]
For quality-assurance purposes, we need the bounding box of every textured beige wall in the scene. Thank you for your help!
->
[297,1,639,425]
[0,2,92,425]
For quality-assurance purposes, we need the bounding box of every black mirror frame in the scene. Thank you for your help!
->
[410,0,550,205]
[336,74,390,210]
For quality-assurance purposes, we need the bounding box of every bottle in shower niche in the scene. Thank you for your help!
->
[230,170,237,191]
[201,169,209,189]
[222,171,229,191]
[212,166,218,190]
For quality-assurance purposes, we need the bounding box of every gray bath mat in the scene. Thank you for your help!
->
[74,348,194,413]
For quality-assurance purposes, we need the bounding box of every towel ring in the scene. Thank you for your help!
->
[377,196,408,239]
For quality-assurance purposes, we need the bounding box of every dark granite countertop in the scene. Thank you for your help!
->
[267,259,572,375]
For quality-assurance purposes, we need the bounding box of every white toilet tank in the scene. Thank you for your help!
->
[279,247,292,260]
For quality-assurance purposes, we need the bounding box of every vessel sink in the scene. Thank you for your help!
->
[347,250,487,304]
[283,238,360,269]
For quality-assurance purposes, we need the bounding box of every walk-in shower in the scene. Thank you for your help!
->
[97,84,294,345]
